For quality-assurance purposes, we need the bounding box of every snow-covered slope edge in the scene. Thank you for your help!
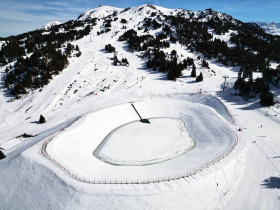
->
[251,21,280,35]
[37,21,62,30]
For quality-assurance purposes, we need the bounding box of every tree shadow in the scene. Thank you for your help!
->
[261,177,280,189]
[216,88,263,111]
[99,49,106,53]
[186,80,197,84]
[136,62,168,81]
[238,101,262,110]
[30,121,40,124]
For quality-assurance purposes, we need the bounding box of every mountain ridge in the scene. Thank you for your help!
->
[250,21,280,35]
[37,21,62,30]
[77,4,239,25]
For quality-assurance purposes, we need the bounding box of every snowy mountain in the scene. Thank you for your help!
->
[251,21,280,35]
[37,21,62,30]
[0,4,280,210]
[77,4,239,25]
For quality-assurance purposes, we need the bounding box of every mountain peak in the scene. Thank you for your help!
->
[37,21,62,30]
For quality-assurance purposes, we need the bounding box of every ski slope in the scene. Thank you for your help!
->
[0,4,280,210]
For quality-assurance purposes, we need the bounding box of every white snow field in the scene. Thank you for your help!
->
[0,4,280,210]
[45,99,236,181]
[94,117,195,166]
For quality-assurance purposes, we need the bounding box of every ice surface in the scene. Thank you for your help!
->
[94,118,195,165]
[46,99,235,180]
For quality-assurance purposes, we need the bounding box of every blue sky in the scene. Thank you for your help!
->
[0,0,279,38]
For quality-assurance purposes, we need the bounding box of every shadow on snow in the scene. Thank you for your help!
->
[261,176,280,189]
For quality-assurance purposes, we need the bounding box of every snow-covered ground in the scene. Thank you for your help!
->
[95,117,195,166]
[46,99,236,180]
[0,4,280,210]
[251,21,280,36]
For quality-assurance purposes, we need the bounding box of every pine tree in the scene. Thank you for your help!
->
[1,56,7,65]
[168,67,176,81]
[171,50,177,58]
[183,59,187,69]
[121,19,127,24]
[153,64,157,71]
[0,150,5,160]
[202,59,210,69]
[146,59,153,68]
[66,43,72,56]
[260,83,274,106]
[159,59,167,72]
[113,54,119,66]
[191,64,196,77]
[196,72,203,82]
[234,68,243,90]
[39,115,46,123]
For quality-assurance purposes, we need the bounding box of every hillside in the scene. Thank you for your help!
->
[252,21,280,36]
[0,4,279,103]
[0,4,280,210]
